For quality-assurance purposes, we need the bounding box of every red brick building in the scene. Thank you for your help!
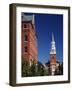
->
[21,13,38,64]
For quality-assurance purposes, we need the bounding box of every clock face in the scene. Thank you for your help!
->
[50,55,55,60]
[52,56,54,59]
[50,55,56,64]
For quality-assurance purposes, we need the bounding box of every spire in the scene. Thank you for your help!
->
[50,33,56,54]
[52,32,54,41]
[32,14,35,24]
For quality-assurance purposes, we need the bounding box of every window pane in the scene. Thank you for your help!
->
[24,24,27,28]
[24,46,27,52]
[24,35,28,41]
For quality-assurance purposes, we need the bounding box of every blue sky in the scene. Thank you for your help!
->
[23,13,63,63]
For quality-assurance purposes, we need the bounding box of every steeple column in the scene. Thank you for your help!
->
[49,33,56,75]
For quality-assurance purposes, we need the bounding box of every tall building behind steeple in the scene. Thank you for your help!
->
[21,13,38,64]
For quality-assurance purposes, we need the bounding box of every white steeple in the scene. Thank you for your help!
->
[32,14,35,24]
[50,33,56,54]
[52,32,54,41]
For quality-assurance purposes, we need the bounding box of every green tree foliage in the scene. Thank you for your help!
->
[22,58,49,77]
[30,61,37,76]
[54,62,63,75]
[36,61,44,76]
[22,57,63,77]
[21,58,37,77]
[60,62,63,75]
[22,58,30,77]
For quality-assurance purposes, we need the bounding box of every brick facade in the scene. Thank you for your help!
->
[21,16,38,64]
[50,54,56,65]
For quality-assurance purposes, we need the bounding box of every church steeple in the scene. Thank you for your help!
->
[52,32,54,41]
[49,33,57,75]
[50,33,56,54]
[32,14,35,24]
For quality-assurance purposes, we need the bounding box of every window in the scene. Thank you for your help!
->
[24,35,28,41]
[24,46,28,52]
[24,24,27,28]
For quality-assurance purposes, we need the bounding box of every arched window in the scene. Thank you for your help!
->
[24,46,28,52]
[24,35,28,41]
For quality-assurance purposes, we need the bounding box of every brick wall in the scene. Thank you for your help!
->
[21,22,38,63]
